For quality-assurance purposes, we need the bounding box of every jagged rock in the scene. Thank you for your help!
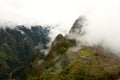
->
[69,16,87,35]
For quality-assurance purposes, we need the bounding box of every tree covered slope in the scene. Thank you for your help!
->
[0,26,50,79]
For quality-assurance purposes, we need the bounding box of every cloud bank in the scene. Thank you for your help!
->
[0,0,120,54]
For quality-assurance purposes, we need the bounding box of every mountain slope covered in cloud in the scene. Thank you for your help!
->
[12,17,120,80]
[0,0,120,80]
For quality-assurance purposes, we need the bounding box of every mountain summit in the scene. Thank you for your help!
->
[13,17,120,80]
[69,16,87,35]
[1,17,120,80]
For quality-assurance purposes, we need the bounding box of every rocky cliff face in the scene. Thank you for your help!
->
[69,16,87,35]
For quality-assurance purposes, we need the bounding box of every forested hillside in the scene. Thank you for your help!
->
[0,26,50,79]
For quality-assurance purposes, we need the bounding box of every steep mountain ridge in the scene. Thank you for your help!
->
[69,16,87,35]
[22,33,120,80]
[14,17,120,80]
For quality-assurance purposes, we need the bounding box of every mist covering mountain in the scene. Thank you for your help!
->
[4,16,120,80]
[69,16,87,34]
[0,16,120,80]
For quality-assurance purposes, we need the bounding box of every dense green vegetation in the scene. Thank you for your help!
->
[0,26,50,79]
[0,24,120,80]
[14,34,120,80]
[80,49,93,56]
[50,34,76,55]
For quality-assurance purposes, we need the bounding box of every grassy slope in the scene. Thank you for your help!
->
[26,34,120,80]
[35,46,120,80]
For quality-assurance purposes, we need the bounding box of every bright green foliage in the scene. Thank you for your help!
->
[34,60,120,80]
[80,50,93,56]
[50,34,76,55]
[32,46,120,80]
[56,41,71,54]
[6,33,120,80]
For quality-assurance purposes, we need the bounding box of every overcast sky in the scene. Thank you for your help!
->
[0,0,120,28]
[0,0,116,26]
[1,0,120,54]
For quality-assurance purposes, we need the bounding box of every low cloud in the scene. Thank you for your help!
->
[66,13,120,55]
[0,0,120,55]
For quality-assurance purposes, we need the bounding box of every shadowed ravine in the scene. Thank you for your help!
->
[8,66,23,80]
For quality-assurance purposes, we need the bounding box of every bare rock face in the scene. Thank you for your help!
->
[69,16,87,35]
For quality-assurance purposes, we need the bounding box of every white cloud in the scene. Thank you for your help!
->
[0,0,97,26]
[0,0,120,54]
